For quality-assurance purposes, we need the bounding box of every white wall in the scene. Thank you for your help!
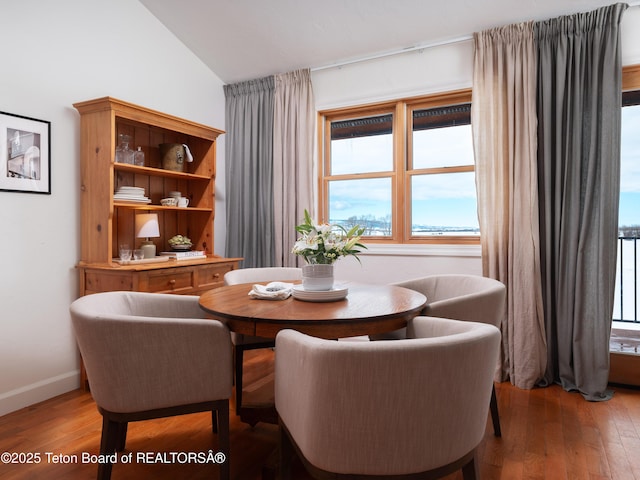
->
[0,0,227,416]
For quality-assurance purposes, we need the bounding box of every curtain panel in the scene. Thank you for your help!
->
[224,69,315,268]
[472,22,547,389]
[536,3,627,401]
[224,77,275,268]
[273,69,316,267]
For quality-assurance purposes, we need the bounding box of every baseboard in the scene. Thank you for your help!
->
[0,371,80,417]
[609,351,640,387]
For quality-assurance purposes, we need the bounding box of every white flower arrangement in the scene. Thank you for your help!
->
[292,210,366,264]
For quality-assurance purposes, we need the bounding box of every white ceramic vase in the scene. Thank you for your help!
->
[302,264,334,291]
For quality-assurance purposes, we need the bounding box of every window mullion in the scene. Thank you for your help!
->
[394,102,405,243]
[410,165,475,176]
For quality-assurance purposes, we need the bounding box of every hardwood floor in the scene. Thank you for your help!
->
[1,349,640,480]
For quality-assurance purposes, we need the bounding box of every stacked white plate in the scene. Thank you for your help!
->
[292,284,349,302]
[114,186,151,203]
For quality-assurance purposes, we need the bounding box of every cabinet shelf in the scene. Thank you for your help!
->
[114,162,212,182]
[114,202,213,212]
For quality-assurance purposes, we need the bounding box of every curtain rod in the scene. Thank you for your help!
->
[310,35,473,72]
[311,2,640,73]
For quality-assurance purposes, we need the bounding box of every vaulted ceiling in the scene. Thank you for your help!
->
[139,0,622,84]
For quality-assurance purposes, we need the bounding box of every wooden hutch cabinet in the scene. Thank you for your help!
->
[74,97,240,297]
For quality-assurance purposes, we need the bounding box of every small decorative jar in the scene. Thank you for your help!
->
[115,134,134,164]
[133,146,145,166]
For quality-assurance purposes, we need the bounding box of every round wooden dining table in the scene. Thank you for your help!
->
[199,281,427,445]
[198,281,427,340]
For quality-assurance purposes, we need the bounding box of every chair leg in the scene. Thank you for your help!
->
[278,424,293,480]
[461,452,478,480]
[490,384,501,437]
[234,341,274,426]
[98,416,119,480]
[217,401,230,480]
[234,345,245,414]
[116,422,128,452]
[211,410,218,434]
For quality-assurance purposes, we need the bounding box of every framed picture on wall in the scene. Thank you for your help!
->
[0,111,51,194]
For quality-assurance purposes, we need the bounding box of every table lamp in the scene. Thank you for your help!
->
[135,213,160,258]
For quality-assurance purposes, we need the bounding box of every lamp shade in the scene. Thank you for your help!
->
[135,213,160,238]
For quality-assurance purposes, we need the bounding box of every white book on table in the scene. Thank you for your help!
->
[159,250,206,260]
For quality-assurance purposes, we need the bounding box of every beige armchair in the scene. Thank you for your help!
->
[223,267,302,420]
[275,316,501,479]
[373,274,506,437]
[70,291,232,480]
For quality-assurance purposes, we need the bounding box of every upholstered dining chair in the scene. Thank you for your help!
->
[275,316,501,480]
[372,274,506,437]
[70,291,232,480]
[223,267,302,419]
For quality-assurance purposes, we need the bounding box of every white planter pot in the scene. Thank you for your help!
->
[302,264,335,291]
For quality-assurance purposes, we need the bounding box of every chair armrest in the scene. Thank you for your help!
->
[126,292,207,319]
[425,289,504,327]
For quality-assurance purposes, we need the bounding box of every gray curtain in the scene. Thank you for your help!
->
[224,77,275,268]
[536,3,627,401]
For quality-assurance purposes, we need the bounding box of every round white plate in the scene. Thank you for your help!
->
[117,187,145,194]
[292,284,348,302]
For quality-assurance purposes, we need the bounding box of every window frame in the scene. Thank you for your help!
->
[318,89,478,245]
[623,64,640,92]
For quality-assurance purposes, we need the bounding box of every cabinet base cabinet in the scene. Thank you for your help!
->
[78,257,240,296]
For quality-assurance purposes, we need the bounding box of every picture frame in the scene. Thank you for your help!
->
[0,111,51,194]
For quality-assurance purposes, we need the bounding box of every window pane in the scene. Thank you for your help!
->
[330,114,393,174]
[620,104,640,232]
[413,124,474,169]
[328,178,392,236]
[411,172,479,236]
[615,96,640,322]
[412,104,472,169]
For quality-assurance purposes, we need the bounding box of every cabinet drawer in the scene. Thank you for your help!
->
[83,270,133,293]
[146,270,195,293]
[197,263,234,289]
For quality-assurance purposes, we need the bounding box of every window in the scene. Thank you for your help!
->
[615,87,640,322]
[319,90,479,244]
[409,103,478,239]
